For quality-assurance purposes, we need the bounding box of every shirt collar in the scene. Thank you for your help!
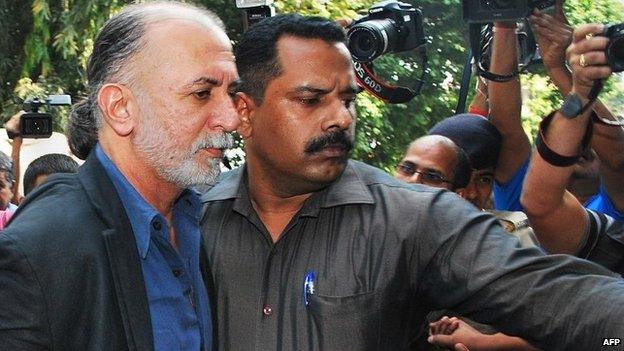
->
[202,160,375,216]
[95,144,202,258]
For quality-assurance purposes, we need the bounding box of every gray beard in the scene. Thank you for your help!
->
[132,114,234,188]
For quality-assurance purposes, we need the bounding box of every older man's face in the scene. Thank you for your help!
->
[130,20,239,187]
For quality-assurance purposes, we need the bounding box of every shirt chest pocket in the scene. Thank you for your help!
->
[306,289,407,351]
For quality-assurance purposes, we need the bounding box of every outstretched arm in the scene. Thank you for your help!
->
[488,22,531,183]
[4,111,24,205]
[530,4,624,213]
[521,24,613,253]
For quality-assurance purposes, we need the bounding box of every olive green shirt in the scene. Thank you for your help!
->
[201,160,624,351]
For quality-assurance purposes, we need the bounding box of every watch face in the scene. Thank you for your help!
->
[560,93,583,119]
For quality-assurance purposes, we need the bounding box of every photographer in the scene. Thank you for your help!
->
[529,3,624,221]
[521,23,624,268]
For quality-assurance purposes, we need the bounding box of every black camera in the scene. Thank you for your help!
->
[604,23,624,73]
[462,0,555,23]
[21,95,71,138]
[235,0,275,31]
[347,0,426,63]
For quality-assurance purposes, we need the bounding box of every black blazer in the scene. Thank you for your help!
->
[0,153,153,350]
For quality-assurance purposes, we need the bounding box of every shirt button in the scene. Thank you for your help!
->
[172,268,183,277]
[262,306,272,316]
[152,221,162,230]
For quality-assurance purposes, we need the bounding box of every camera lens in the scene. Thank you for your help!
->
[347,19,398,62]
[607,35,624,73]
[24,119,49,134]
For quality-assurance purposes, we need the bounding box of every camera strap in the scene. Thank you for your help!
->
[353,47,428,104]
[469,23,519,83]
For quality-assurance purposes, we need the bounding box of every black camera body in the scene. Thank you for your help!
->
[604,23,624,73]
[462,0,555,23]
[347,0,426,63]
[21,95,71,138]
[235,0,275,31]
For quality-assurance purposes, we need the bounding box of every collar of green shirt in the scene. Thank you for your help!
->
[202,160,376,217]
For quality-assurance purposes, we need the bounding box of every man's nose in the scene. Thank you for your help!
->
[321,100,354,131]
[210,95,240,132]
[463,180,478,201]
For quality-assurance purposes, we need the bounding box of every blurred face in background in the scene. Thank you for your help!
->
[0,171,13,210]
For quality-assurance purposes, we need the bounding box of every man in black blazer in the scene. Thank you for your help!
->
[0,2,239,350]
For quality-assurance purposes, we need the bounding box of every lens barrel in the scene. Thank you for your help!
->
[348,19,398,62]
[606,25,624,73]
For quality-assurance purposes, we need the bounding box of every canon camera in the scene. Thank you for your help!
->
[463,0,555,22]
[347,0,426,63]
[604,23,624,73]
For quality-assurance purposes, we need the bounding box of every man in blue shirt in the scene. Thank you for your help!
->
[0,2,239,350]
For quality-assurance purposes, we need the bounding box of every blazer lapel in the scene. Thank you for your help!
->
[78,153,154,351]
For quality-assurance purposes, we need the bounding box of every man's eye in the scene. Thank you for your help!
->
[423,171,444,183]
[479,177,493,184]
[343,97,356,109]
[300,97,320,106]
[193,90,211,100]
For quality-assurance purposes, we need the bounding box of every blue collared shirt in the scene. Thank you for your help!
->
[96,145,211,350]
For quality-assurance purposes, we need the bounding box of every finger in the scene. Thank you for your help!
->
[574,51,610,67]
[455,343,471,351]
[572,24,605,43]
[428,334,456,348]
[569,37,610,57]
[577,66,613,81]
[335,18,352,28]
[449,319,460,333]
[442,319,454,335]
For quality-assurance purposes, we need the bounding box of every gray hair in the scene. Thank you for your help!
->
[75,1,225,130]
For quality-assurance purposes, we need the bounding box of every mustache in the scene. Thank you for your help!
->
[304,130,353,154]
[191,132,235,154]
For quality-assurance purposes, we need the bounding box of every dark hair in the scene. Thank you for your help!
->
[67,99,98,160]
[23,154,79,196]
[235,13,347,103]
[428,114,503,170]
[452,147,472,190]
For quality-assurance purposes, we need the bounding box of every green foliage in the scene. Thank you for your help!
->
[1,0,622,171]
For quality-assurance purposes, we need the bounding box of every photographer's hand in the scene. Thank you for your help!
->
[522,24,614,255]
[4,111,24,205]
[529,10,572,71]
[566,24,611,102]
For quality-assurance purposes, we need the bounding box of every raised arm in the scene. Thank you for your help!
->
[530,4,624,214]
[521,24,613,254]
[4,111,24,205]
[487,22,531,183]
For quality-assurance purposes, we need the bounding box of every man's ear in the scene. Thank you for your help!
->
[235,92,257,139]
[97,83,136,137]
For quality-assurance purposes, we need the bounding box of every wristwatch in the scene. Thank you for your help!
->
[559,93,584,119]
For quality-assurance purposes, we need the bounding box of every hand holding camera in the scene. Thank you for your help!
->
[567,24,613,103]
[529,5,572,71]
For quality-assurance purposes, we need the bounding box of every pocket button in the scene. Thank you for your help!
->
[263,306,273,316]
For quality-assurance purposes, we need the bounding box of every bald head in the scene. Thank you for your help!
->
[396,135,472,190]
[77,1,226,129]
